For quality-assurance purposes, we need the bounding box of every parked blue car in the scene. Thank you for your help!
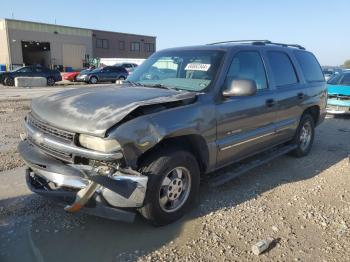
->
[327,71,350,114]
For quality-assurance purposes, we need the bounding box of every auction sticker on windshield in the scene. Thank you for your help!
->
[185,63,211,71]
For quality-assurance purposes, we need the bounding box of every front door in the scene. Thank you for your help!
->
[216,50,279,168]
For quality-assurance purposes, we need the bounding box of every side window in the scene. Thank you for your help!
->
[267,51,298,87]
[294,51,324,82]
[226,51,268,90]
[18,67,32,73]
[340,74,350,86]
[119,41,125,50]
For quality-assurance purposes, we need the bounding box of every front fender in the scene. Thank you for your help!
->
[107,101,216,169]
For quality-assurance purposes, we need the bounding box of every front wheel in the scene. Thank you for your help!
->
[47,77,55,86]
[89,76,98,84]
[290,114,315,157]
[4,77,14,86]
[139,149,200,226]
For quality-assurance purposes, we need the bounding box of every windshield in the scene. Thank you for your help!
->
[11,67,25,72]
[327,74,342,85]
[128,50,225,92]
[90,68,103,74]
[80,69,91,75]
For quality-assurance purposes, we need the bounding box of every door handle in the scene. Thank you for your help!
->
[297,92,305,99]
[265,99,276,107]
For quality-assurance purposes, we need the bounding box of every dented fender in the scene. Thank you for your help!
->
[107,97,217,171]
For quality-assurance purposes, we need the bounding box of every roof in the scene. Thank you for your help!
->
[159,40,308,53]
[1,18,156,38]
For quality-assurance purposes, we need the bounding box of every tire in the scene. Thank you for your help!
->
[290,114,315,157]
[47,77,55,86]
[118,76,126,80]
[4,77,14,86]
[139,148,200,226]
[89,76,98,84]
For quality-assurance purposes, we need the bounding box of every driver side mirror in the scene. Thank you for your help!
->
[222,79,257,97]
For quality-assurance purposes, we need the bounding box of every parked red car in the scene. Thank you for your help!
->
[63,72,80,82]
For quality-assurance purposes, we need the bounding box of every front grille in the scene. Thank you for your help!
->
[27,137,73,163]
[27,113,75,143]
[328,94,350,101]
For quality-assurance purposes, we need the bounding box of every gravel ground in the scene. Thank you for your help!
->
[0,100,349,262]
[0,100,30,171]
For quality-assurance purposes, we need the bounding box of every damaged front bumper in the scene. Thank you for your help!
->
[327,98,350,114]
[18,140,148,222]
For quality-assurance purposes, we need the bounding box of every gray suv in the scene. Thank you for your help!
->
[18,40,327,225]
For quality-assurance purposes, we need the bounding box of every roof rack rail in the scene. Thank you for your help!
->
[207,40,306,50]
[207,40,271,45]
[268,42,306,50]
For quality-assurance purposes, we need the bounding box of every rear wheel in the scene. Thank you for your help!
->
[139,148,200,226]
[89,76,98,84]
[4,77,14,86]
[118,76,126,80]
[290,114,315,157]
[47,77,55,86]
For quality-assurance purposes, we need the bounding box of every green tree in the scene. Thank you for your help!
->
[344,60,350,69]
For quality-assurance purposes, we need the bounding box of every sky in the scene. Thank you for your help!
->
[0,0,349,66]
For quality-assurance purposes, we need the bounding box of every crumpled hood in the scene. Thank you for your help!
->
[31,85,196,137]
[327,84,350,96]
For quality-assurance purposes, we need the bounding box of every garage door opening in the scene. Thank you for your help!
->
[21,41,51,67]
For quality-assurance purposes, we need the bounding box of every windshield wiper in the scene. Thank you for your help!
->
[125,81,180,91]
[141,83,176,91]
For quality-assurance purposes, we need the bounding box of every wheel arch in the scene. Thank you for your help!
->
[89,75,99,81]
[137,134,210,175]
[302,105,320,125]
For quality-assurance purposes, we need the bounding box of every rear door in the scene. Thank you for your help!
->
[216,50,279,167]
[33,67,47,77]
[262,50,304,143]
[110,67,122,80]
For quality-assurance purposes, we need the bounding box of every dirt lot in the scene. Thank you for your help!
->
[0,100,30,171]
[0,100,349,262]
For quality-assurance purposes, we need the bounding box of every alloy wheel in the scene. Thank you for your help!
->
[299,121,312,151]
[158,167,192,213]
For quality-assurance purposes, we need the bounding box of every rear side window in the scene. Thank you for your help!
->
[267,52,298,87]
[295,51,324,82]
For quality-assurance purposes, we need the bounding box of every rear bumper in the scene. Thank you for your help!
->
[18,140,148,222]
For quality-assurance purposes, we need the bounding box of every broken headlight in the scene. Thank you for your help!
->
[79,134,121,153]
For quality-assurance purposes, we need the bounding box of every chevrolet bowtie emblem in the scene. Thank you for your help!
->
[33,132,45,145]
